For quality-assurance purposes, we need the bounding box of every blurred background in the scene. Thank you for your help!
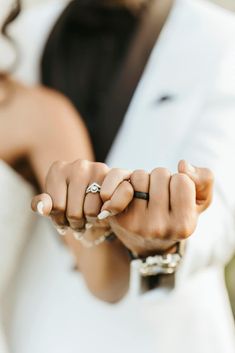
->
[213,0,235,9]
[22,0,235,10]
[212,0,235,10]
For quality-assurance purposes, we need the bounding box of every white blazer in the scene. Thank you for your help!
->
[1,0,235,352]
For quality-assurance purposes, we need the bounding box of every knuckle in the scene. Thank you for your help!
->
[69,222,84,231]
[151,167,171,178]
[66,211,83,221]
[132,169,147,177]
[173,173,189,182]
[84,210,98,218]
[110,168,131,179]
[72,159,89,170]
[131,223,143,236]
[70,159,90,179]
[109,167,121,175]
[171,173,193,187]
[122,181,134,197]
[126,186,134,199]
[173,219,196,239]
[93,162,109,175]
[131,169,148,183]
[100,189,111,201]
[52,160,67,170]
[49,160,67,176]
[126,216,142,235]
[147,222,168,238]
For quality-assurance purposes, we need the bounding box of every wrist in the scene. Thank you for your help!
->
[129,240,178,258]
[132,239,178,258]
[129,242,185,294]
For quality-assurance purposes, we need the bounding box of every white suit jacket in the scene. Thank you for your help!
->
[1,0,235,352]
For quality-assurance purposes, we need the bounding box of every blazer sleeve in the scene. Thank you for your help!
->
[177,45,235,281]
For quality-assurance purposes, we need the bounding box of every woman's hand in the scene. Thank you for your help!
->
[31,159,134,233]
[31,159,135,303]
[31,159,213,303]
[31,159,213,257]
[104,160,214,256]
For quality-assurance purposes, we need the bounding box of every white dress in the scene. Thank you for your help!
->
[1,0,235,352]
[0,161,158,353]
[1,161,234,353]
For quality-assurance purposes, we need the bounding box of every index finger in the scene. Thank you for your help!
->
[98,180,134,219]
[100,168,132,202]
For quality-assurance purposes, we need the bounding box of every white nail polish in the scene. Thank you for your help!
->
[187,163,196,173]
[98,210,112,220]
[37,201,44,215]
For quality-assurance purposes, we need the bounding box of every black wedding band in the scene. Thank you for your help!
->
[134,191,149,201]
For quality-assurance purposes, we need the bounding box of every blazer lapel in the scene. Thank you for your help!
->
[107,0,224,170]
[96,0,174,162]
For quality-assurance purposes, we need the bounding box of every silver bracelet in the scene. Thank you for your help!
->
[131,241,185,277]
[72,227,113,248]
[53,221,113,248]
[136,253,182,276]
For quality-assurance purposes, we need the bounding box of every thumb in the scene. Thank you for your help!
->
[178,160,214,211]
[31,193,53,216]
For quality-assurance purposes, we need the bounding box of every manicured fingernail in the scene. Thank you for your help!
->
[98,210,112,220]
[186,162,196,173]
[36,201,44,215]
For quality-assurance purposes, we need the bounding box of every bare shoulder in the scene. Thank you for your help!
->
[14,81,75,110]
[0,79,89,161]
[27,84,72,108]
[4,80,81,129]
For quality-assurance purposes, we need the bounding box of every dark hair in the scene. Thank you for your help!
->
[0,0,21,77]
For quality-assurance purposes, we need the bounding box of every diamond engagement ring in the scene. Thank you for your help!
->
[86,182,101,194]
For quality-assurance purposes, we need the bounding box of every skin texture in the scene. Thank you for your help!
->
[32,160,213,253]
[109,161,213,256]
[32,159,214,302]
[0,79,130,302]
[0,0,213,304]
[0,80,214,303]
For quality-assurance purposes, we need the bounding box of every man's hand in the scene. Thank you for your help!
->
[31,159,213,257]
[30,159,213,302]
[102,160,214,256]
